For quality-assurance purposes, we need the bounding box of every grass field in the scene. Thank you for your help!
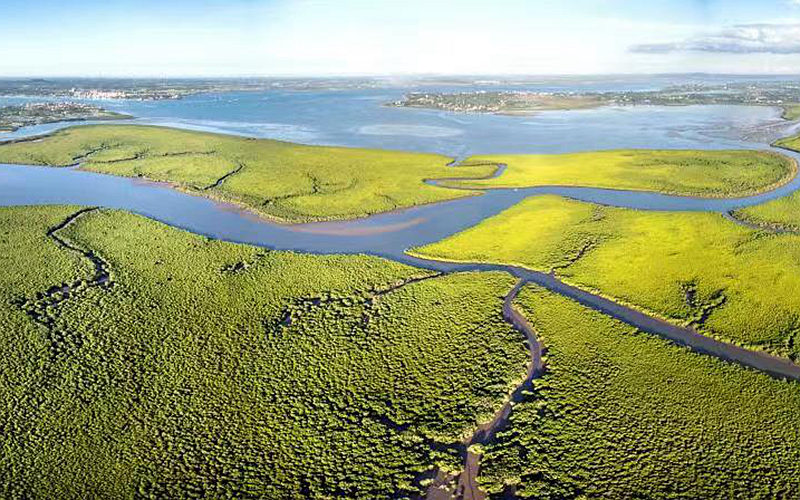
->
[413,194,800,359]
[479,284,800,498]
[0,206,528,498]
[442,149,795,197]
[0,125,494,222]
[734,133,800,230]
[1,126,795,224]
[733,189,800,230]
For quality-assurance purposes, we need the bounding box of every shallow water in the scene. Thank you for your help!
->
[3,87,797,155]
[3,86,800,252]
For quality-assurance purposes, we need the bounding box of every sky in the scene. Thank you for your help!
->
[4,0,800,76]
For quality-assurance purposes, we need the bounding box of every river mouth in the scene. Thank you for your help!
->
[3,88,797,156]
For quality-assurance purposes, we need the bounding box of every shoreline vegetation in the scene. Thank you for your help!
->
[0,125,795,225]
[0,102,131,133]
[4,124,800,496]
[4,204,800,498]
[782,103,800,121]
[0,206,529,498]
[0,124,493,223]
[734,134,800,230]
[390,92,605,115]
[439,149,797,198]
[479,284,800,498]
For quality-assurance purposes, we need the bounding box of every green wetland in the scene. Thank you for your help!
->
[5,123,800,498]
[482,285,800,498]
[0,125,495,222]
[1,206,528,498]
[735,134,800,231]
[444,149,796,197]
[5,203,800,499]
[414,194,800,360]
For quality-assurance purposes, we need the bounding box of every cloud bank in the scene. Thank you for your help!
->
[632,24,800,54]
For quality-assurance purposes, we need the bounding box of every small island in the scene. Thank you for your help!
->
[391,82,800,120]
[0,102,131,132]
[391,91,605,115]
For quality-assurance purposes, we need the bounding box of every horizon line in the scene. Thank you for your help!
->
[2,71,800,80]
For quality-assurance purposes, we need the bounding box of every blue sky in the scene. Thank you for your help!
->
[3,0,800,76]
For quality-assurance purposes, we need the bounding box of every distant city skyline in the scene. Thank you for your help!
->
[5,0,800,77]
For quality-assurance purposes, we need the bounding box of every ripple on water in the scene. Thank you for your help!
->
[357,124,463,137]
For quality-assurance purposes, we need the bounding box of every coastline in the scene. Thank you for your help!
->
[0,110,133,133]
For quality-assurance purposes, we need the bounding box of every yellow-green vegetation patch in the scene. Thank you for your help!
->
[479,284,800,498]
[734,133,800,230]
[96,153,239,189]
[444,149,795,197]
[782,103,800,121]
[0,125,493,222]
[733,190,800,231]
[411,195,604,271]
[413,194,800,359]
[0,206,528,498]
[0,205,95,410]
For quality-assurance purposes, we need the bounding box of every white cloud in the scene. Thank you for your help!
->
[632,23,800,54]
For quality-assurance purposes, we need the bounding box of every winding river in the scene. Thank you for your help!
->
[4,96,800,499]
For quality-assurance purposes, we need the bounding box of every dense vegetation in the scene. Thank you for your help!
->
[0,125,493,222]
[413,194,800,359]
[0,206,528,498]
[734,133,800,230]
[733,189,800,231]
[443,149,795,197]
[7,123,800,497]
[480,284,800,498]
